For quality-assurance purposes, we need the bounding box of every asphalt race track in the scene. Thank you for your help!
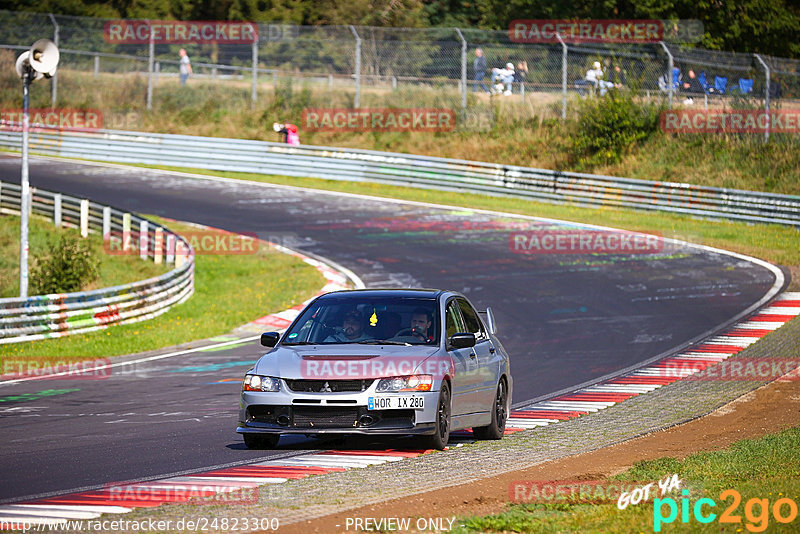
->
[0,155,782,503]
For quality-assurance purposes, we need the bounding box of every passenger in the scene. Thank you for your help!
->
[325,309,369,342]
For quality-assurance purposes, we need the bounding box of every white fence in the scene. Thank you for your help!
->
[0,180,194,343]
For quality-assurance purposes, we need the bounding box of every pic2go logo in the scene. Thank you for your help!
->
[654,489,798,532]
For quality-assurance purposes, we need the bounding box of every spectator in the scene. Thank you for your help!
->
[681,69,703,104]
[585,61,615,96]
[585,61,604,88]
[491,63,515,95]
[610,64,627,87]
[473,48,490,93]
[273,122,300,145]
[179,48,192,86]
[514,60,529,94]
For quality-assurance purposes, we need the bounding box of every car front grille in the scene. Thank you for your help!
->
[285,379,374,393]
[291,407,359,428]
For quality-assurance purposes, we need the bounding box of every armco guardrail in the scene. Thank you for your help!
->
[1,128,799,227]
[0,179,194,344]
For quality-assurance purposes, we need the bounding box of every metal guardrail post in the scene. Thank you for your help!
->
[146,20,154,111]
[455,29,467,111]
[54,193,62,227]
[659,41,674,109]
[350,25,361,108]
[48,13,58,107]
[754,54,770,143]
[556,33,567,121]
[251,28,258,106]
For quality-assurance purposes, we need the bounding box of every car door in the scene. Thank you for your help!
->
[444,298,480,415]
[457,297,498,412]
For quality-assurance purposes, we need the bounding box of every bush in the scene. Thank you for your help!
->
[570,90,664,169]
[31,233,99,295]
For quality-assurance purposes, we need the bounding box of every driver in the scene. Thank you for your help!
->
[325,309,369,342]
[398,307,434,343]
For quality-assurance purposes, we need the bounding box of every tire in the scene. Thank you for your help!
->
[473,379,508,440]
[243,433,280,450]
[421,384,450,450]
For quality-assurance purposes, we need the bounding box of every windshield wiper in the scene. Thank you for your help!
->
[281,341,314,346]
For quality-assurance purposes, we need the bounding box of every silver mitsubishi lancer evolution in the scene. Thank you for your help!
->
[237,288,512,450]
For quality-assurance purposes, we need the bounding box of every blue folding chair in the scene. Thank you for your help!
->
[698,71,710,93]
[714,76,727,94]
[738,78,754,94]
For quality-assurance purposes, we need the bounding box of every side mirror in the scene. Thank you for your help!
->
[260,332,280,347]
[449,332,476,349]
[485,307,497,335]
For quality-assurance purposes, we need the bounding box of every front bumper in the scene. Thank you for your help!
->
[237,387,440,435]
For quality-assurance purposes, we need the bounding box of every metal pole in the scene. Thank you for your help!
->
[350,25,361,108]
[146,21,154,111]
[455,28,467,111]
[19,71,31,297]
[556,33,567,120]
[754,54,770,143]
[659,41,674,109]
[48,13,59,107]
[251,27,258,106]
[94,55,99,78]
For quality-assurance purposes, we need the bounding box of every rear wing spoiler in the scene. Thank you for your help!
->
[477,307,497,335]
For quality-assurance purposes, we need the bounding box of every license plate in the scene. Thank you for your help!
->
[368,395,425,410]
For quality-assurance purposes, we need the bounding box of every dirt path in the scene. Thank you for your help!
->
[282,375,800,533]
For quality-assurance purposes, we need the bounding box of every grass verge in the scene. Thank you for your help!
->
[0,216,325,363]
[454,426,800,533]
[140,164,800,289]
[2,59,798,195]
[0,213,167,298]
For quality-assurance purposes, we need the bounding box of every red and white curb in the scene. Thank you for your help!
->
[0,452,427,528]
[507,291,800,428]
[2,292,797,528]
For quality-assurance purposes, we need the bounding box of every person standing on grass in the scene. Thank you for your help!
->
[473,48,489,93]
[179,48,192,86]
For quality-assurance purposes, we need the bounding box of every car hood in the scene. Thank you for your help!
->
[251,344,449,380]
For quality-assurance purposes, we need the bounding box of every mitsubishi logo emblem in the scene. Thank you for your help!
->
[320,381,332,392]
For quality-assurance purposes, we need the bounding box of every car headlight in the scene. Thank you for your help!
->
[242,374,281,392]
[376,375,432,392]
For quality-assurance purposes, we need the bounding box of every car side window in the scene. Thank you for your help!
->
[457,298,486,340]
[445,300,465,340]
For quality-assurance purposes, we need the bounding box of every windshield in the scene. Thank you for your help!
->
[282,295,439,346]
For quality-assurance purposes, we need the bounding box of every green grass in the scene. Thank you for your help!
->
[0,217,325,363]
[0,213,168,298]
[454,426,800,533]
[2,54,798,195]
[139,165,800,289]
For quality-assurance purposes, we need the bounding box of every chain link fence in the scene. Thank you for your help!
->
[1,10,799,128]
